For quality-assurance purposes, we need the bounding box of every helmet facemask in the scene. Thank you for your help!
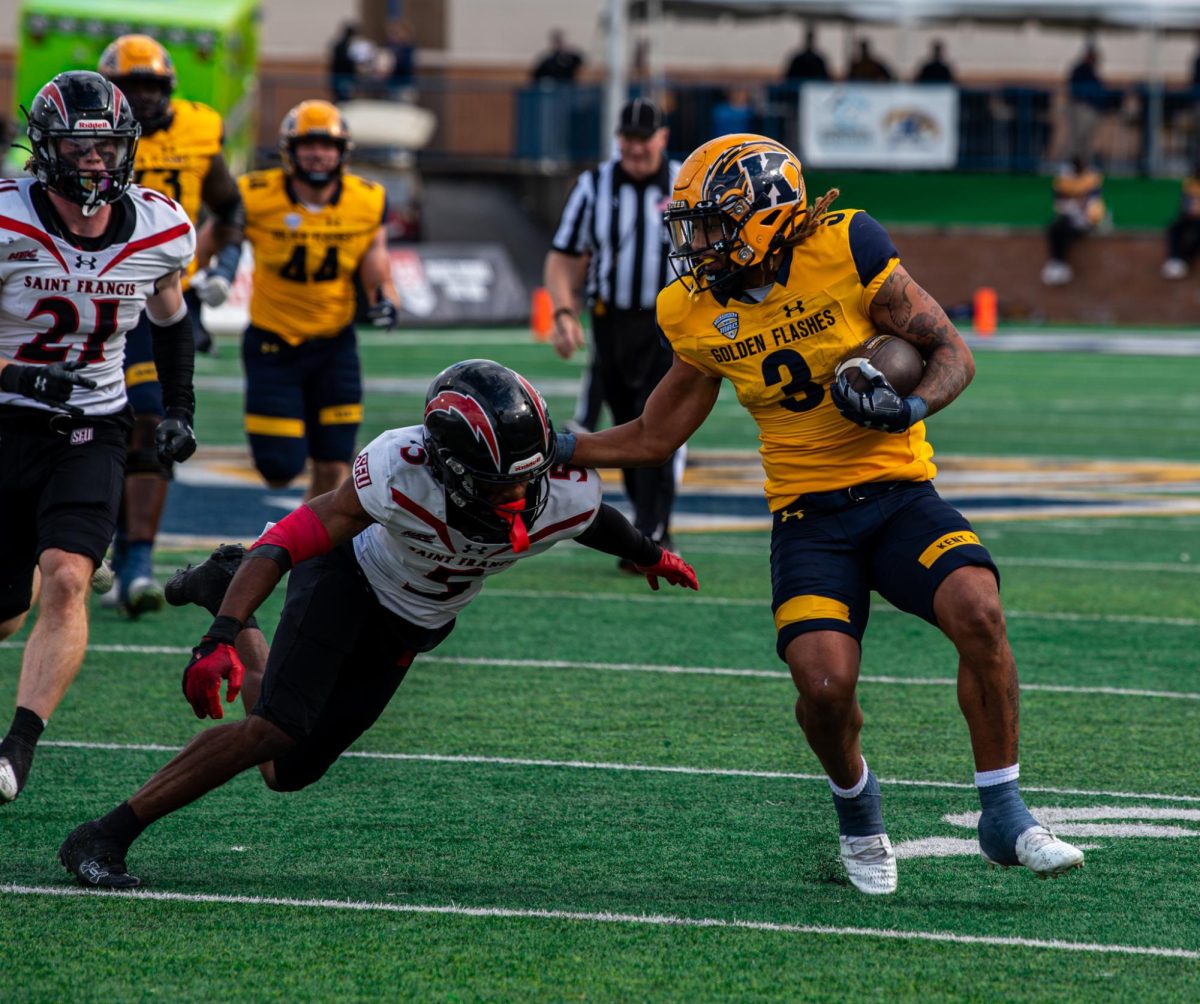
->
[112,76,173,134]
[25,73,141,217]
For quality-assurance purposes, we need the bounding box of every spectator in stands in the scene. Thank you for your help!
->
[1041,158,1106,286]
[847,40,893,83]
[1066,44,1113,160]
[915,40,955,84]
[1162,164,1200,279]
[329,22,359,103]
[385,22,416,97]
[712,87,756,136]
[532,29,584,85]
[784,28,831,83]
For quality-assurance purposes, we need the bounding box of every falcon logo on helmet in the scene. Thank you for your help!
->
[25,70,141,217]
[98,34,176,134]
[665,134,832,292]
[279,100,353,186]
[423,359,557,540]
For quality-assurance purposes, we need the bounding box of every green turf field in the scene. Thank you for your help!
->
[3,329,1200,1001]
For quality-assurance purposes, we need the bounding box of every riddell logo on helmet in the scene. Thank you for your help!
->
[509,453,545,474]
[74,120,113,130]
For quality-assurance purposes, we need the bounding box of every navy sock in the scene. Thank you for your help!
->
[125,540,154,583]
[977,779,1039,865]
[831,770,885,837]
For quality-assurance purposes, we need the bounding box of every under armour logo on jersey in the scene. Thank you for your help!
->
[74,254,98,271]
[779,506,805,523]
[781,299,804,319]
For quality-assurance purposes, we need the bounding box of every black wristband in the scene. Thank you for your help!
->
[553,306,575,321]
[205,614,243,645]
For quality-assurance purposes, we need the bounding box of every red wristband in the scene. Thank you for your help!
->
[250,504,333,567]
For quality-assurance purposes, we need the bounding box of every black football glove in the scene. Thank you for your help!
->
[156,408,197,464]
[831,360,926,434]
[0,359,96,416]
[366,287,399,330]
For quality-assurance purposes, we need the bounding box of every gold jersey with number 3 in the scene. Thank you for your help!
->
[237,167,386,344]
[657,208,936,509]
[133,98,223,286]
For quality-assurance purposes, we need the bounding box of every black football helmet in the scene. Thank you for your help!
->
[25,71,140,217]
[423,359,557,539]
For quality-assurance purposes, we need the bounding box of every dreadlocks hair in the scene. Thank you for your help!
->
[782,187,841,248]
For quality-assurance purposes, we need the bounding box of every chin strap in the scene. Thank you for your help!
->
[495,499,530,553]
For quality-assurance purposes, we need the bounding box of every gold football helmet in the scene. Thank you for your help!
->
[98,35,175,132]
[665,134,808,290]
[278,100,353,185]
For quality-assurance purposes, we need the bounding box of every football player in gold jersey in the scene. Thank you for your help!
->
[559,135,1084,894]
[237,100,399,500]
[99,34,245,616]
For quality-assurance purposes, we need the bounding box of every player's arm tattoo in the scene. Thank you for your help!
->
[868,265,975,413]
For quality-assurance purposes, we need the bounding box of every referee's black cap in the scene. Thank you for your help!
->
[617,97,665,138]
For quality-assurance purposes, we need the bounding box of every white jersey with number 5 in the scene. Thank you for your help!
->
[0,178,195,415]
[351,425,602,628]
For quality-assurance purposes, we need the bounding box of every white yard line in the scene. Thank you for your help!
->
[38,740,1200,804]
[6,644,1197,699]
[1,884,1196,960]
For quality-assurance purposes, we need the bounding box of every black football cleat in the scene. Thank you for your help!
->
[59,821,141,889]
[165,543,246,616]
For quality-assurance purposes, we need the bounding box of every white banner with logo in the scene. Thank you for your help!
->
[799,84,959,169]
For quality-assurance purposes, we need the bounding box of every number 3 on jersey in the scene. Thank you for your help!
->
[761,348,824,413]
[279,245,339,283]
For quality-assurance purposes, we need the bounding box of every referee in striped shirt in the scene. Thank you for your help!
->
[544,98,682,561]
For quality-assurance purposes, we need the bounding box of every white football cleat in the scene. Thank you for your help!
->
[90,559,115,596]
[1162,257,1188,280]
[100,575,123,609]
[1013,825,1084,877]
[125,576,165,616]
[1040,260,1073,286]
[0,756,19,803]
[839,833,897,895]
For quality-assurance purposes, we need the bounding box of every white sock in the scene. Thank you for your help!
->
[829,756,870,799]
[975,763,1019,788]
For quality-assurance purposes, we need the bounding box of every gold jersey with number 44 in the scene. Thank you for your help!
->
[238,167,386,344]
[657,208,936,509]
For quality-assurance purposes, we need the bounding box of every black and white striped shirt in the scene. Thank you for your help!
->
[551,156,681,312]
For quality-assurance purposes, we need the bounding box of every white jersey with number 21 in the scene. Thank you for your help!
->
[0,177,195,416]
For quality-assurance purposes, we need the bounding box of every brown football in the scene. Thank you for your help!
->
[835,334,924,397]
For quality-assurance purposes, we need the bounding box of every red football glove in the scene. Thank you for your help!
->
[182,633,245,719]
[634,549,699,592]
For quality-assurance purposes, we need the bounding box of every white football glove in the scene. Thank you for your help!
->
[191,270,232,308]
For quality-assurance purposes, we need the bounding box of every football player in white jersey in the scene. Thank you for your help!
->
[0,71,198,806]
[59,360,698,887]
